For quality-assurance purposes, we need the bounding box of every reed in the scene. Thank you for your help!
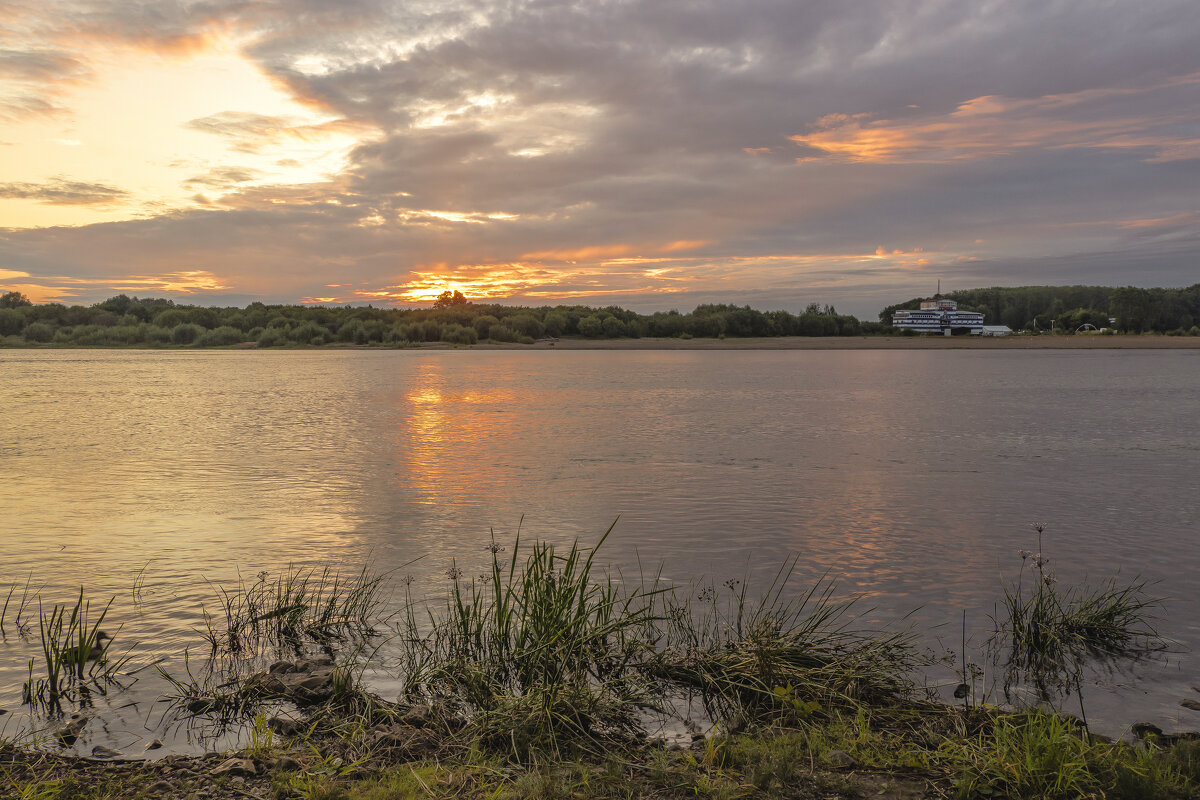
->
[648,562,918,724]
[390,528,916,761]
[202,565,388,656]
[989,525,1165,724]
[393,525,667,758]
[21,589,129,710]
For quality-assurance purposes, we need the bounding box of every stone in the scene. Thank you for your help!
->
[401,705,431,728]
[145,780,174,794]
[144,739,164,752]
[274,755,303,772]
[211,757,257,778]
[267,716,303,736]
[268,660,297,675]
[91,745,123,759]
[55,714,90,746]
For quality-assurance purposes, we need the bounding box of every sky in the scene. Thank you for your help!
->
[1,0,1197,318]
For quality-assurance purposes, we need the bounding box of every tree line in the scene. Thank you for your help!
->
[0,290,873,347]
[880,284,1200,334]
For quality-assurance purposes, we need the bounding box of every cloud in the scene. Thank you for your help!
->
[0,178,129,206]
[1,0,1200,317]
[790,75,1200,164]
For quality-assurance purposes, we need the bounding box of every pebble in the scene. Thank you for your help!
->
[210,757,257,778]
[144,739,164,752]
[91,745,124,759]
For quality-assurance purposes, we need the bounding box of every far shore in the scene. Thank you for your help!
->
[475,334,1200,350]
[6,334,1200,352]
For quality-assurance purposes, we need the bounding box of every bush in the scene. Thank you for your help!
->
[170,323,205,345]
[197,325,244,346]
[472,315,500,339]
[506,313,545,339]
[22,322,53,342]
[577,315,603,337]
[488,324,517,342]
[256,327,288,347]
[139,323,171,344]
[601,317,627,338]
[440,324,478,345]
[0,308,23,336]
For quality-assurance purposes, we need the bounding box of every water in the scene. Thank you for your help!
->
[1,348,1198,751]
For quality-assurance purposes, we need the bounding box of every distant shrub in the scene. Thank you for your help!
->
[577,315,603,337]
[473,315,500,339]
[441,323,478,345]
[0,308,23,336]
[517,335,535,345]
[22,322,53,342]
[152,309,188,329]
[1189,326,1200,337]
[601,317,627,338]
[197,325,244,346]
[543,311,568,338]
[171,323,205,345]
[420,320,443,342]
[257,327,288,347]
[291,321,329,344]
[488,324,517,342]
[506,313,545,339]
[139,323,171,344]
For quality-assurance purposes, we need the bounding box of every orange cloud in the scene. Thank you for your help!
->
[791,74,1200,164]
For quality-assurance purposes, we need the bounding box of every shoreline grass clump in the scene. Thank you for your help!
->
[393,525,668,759]
[20,588,129,711]
[203,565,388,657]
[989,524,1166,726]
[648,561,918,727]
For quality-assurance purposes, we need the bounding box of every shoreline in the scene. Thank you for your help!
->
[4,334,1200,353]
[487,335,1200,350]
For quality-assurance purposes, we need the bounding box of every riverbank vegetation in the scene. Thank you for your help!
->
[0,291,871,348]
[882,285,1200,335]
[3,285,1200,348]
[3,527,1196,799]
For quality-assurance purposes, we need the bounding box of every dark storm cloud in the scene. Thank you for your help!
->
[2,0,1199,315]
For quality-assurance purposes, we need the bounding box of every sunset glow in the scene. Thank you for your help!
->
[1,1,1196,315]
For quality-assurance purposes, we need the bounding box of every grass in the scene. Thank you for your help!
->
[203,566,389,657]
[989,525,1166,727]
[20,589,130,711]
[5,526,1196,800]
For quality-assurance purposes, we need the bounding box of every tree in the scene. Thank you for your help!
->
[1,291,32,308]
[433,290,468,309]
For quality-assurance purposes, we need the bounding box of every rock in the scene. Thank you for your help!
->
[229,776,245,788]
[211,757,257,778]
[273,755,303,772]
[55,714,90,746]
[144,739,164,752]
[91,745,123,759]
[825,750,859,769]
[1181,699,1200,712]
[268,660,297,675]
[267,716,303,736]
[371,726,412,748]
[401,705,431,728]
[146,780,174,794]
